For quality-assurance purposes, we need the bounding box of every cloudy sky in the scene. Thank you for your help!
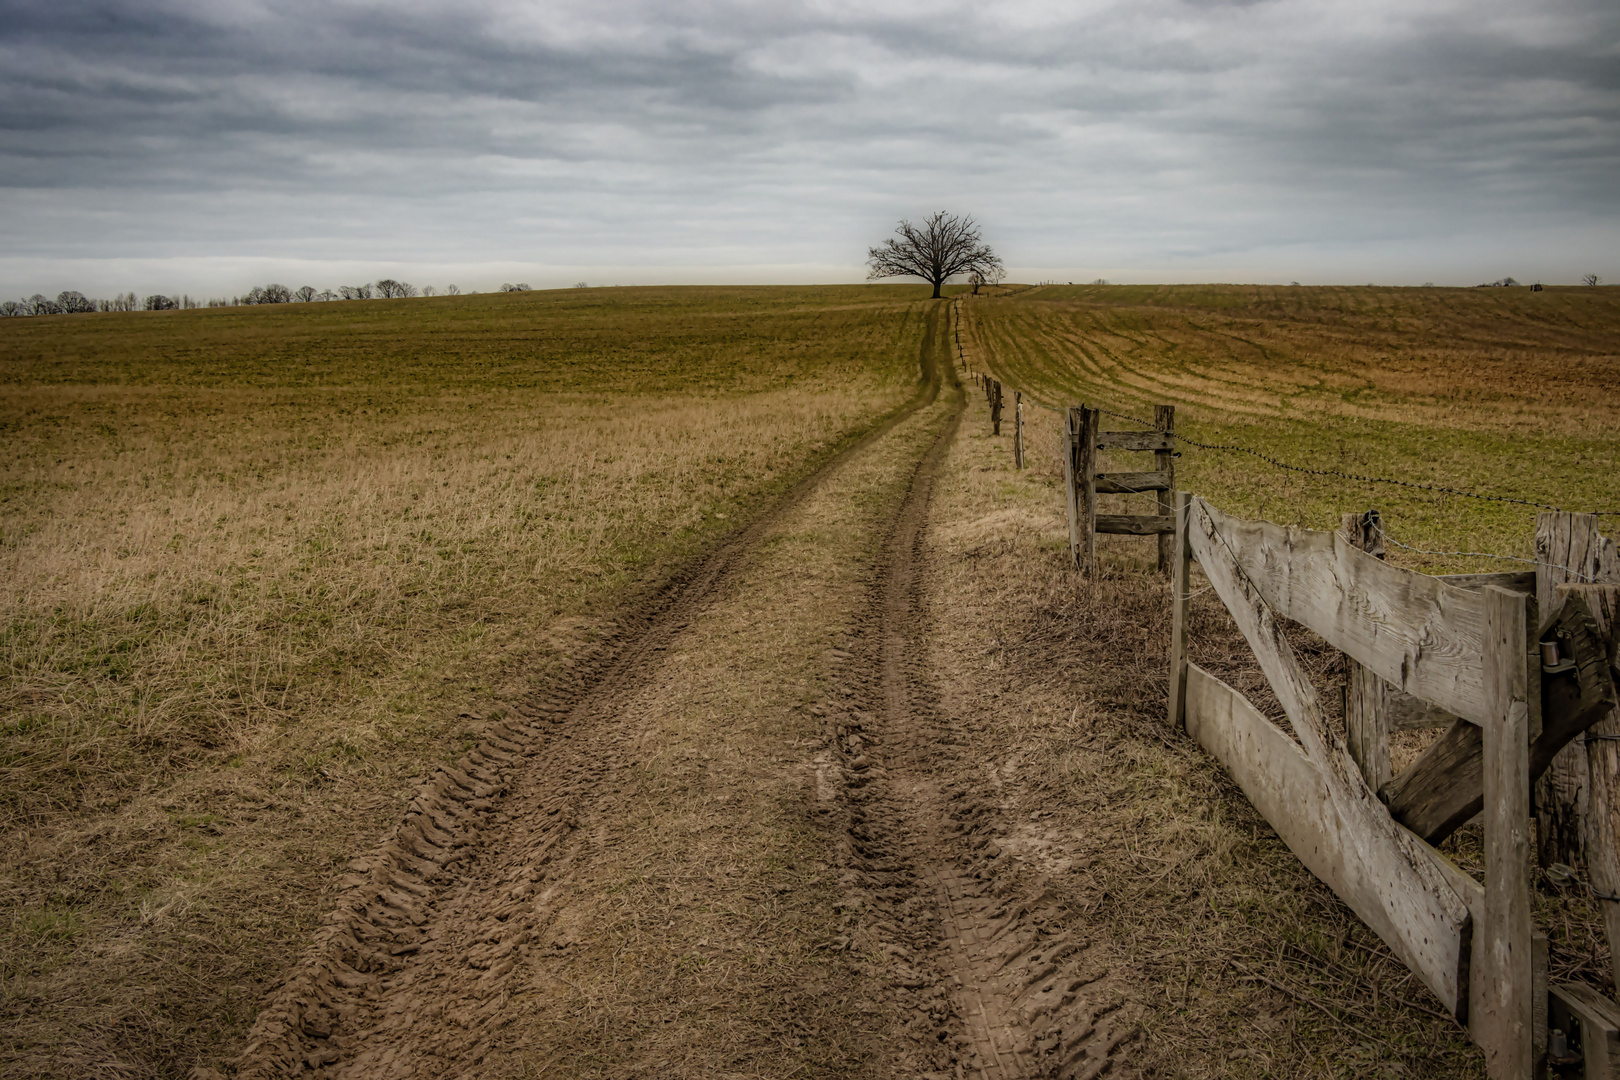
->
[2,0,1617,296]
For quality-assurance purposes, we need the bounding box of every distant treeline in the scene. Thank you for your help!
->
[1,281,539,318]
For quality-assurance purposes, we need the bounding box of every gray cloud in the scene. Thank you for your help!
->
[1,0,1616,293]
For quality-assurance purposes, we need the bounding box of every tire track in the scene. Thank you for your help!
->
[227,307,950,1079]
[823,351,1131,1079]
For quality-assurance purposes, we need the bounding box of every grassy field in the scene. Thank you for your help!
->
[965,283,1620,572]
[0,285,934,1077]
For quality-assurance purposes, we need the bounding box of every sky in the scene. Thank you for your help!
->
[1,0,1617,297]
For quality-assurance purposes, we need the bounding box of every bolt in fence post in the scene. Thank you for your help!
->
[1155,405,1175,574]
[1169,490,1192,734]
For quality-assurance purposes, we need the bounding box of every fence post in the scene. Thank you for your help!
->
[1169,491,1192,734]
[1078,407,1098,577]
[1342,510,1392,790]
[1154,405,1176,573]
[1573,585,1620,1001]
[1534,511,1617,870]
[1064,407,1082,568]
[1481,584,1535,1079]
[991,380,1003,435]
[1013,392,1024,469]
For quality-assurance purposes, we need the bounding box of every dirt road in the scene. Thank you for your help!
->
[228,303,1130,1080]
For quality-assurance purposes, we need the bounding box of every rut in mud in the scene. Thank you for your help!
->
[229,302,1129,1080]
[820,369,1131,1080]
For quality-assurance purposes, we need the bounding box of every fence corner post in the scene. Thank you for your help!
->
[1480,583,1534,1079]
[1155,405,1176,574]
[1169,491,1192,734]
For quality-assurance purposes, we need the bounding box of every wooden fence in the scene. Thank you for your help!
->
[952,301,1620,1075]
[1169,495,1620,1078]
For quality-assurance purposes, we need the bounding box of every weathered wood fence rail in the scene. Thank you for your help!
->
[1169,495,1620,1079]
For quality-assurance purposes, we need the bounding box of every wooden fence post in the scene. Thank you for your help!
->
[1154,406,1176,573]
[991,380,1003,435]
[1534,512,1620,870]
[1077,407,1098,577]
[1567,581,1620,999]
[1013,392,1024,469]
[1169,490,1192,734]
[1064,407,1082,569]
[1343,510,1393,790]
[1482,584,1535,1079]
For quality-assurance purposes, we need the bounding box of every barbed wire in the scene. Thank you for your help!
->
[1370,522,1606,582]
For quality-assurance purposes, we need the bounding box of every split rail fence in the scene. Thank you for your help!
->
[955,306,1620,1078]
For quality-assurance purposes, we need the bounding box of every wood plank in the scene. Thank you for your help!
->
[1389,692,1458,731]
[1439,571,1537,593]
[1184,663,1473,1015]
[1195,498,1494,725]
[1482,584,1533,1079]
[1342,511,1392,790]
[1095,514,1175,535]
[1378,592,1616,844]
[1078,408,1098,576]
[1095,429,1173,451]
[1094,470,1172,494]
[1185,504,1475,1010]
[1012,391,1024,470]
[1168,491,1191,734]
[1551,981,1620,1080]
[1573,584,1620,1005]
[1155,405,1176,573]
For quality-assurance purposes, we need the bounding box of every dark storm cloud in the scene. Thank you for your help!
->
[0,0,1616,290]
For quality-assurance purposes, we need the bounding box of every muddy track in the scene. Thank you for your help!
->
[823,344,1130,1078]
[229,309,949,1079]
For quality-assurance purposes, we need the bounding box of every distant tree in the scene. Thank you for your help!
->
[500,282,531,292]
[375,279,411,299]
[421,285,436,297]
[316,289,336,302]
[1,301,23,316]
[338,284,372,300]
[444,284,460,295]
[144,294,178,311]
[28,294,62,315]
[867,211,1001,299]
[56,290,96,313]
[574,281,588,289]
[1585,273,1602,287]
[294,286,317,303]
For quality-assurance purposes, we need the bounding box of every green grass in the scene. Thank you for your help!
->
[969,283,1620,572]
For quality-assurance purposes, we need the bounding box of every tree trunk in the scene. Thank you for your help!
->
[931,278,942,299]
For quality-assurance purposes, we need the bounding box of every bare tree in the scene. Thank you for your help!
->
[421,285,436,297]
[294,286,317,302]
[574,281,588,289]
[338,284,372,300]
[500,282,531,293]
[1585,273,1602,287]
[375,279,415,299]
[444,284,460,295]
[867,212,1001,299]
[144,295,178,311]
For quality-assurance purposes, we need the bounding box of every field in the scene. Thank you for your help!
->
[964,283,1620,572]
[0,285,932,1076]
[4,282,1619,1080]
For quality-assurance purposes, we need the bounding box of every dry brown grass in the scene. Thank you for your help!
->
[0,285,933,1078]
[925,388,1490,1077]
